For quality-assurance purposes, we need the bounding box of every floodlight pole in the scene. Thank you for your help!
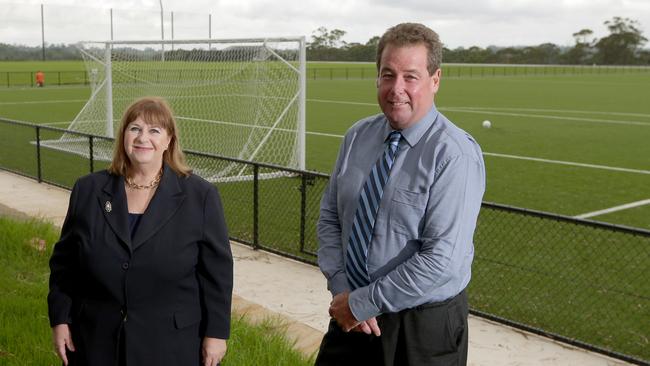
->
[110,8,114,41]
[159,0,165,61]
[105,43,114,138]
[40,4,45,61]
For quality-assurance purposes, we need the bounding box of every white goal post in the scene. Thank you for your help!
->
[41,37,306,181]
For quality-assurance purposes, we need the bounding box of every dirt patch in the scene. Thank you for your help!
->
[0,203,31,221]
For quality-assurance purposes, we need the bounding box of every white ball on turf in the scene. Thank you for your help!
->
[482,120,491,129]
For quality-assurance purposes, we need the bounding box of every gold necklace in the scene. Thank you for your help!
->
[125,168,162,190]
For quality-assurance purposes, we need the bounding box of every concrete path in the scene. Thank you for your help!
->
[0,170,631,365]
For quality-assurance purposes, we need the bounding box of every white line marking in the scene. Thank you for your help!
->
[443,108,650,127]
[306,99,650,126]
[4,97,649,174]
[574,199,650,219]
[307,131,345,138]
[307,98,376,107]
[448,106,650,119]
[303,133,650,175]
[0,99,87,105]
[6,96,650,124]
[484,152,650,175]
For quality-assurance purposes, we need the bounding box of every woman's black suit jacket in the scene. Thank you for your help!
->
[48,164,233,366]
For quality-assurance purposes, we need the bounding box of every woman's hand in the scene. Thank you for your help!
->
[202,337,227,366]
[52,324,75,366]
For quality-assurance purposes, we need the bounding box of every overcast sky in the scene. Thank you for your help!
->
[2,0,650,49]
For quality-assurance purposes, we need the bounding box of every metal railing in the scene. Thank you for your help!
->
[0,117,648,365]
[307,63,650,80]
[2,64,650,88]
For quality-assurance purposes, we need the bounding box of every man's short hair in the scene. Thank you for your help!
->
[376,23,442,76]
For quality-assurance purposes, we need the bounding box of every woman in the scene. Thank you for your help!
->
[48,97,233,366]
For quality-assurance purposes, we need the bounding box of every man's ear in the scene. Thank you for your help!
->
[431,68,442,93]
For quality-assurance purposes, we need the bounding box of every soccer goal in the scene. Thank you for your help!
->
[40,37,306,181]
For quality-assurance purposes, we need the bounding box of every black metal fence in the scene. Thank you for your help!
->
[0,117,648,365]
[308,63,650,80]
[3,64,650,87]
[0,70,89,87]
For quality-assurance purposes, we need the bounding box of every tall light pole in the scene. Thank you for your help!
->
[159,0,165,61]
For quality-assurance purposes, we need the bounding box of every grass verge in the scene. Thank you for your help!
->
[0,215,314,366]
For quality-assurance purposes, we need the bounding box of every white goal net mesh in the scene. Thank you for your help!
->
[41,38,306,180]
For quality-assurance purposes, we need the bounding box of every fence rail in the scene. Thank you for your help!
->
[0,117,648,365]
[2,63,650,87]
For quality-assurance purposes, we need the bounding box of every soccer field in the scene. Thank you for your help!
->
[1,61,649,230]
[1,62,650,361]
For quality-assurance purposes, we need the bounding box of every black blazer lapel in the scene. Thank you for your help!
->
[99,174,132,252]
[132,164,186,250]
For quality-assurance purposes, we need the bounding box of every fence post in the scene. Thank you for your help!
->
[58,71,61,86]
[35,126,42,183]
[299,173,307,253]
[31,72,34,87]
[6,73,9,87]
[89,136,94,173]
[253,164,259,250]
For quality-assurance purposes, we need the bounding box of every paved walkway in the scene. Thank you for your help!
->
[0,170,630,365]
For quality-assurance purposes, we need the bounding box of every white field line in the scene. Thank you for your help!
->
[0,99,88,105]
[5,98,650,175]
[303,133,650,175]
[448,106,650,119]
[443,108,650,127]
[6,96,650,123]
[13,115,650,176]
[307,98,377,107]
[574,199,650,219]
[306,99,650,126]
[484,152,650,175]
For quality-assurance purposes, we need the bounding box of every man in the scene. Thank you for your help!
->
[316,23,485,366]
[35,70,45,87]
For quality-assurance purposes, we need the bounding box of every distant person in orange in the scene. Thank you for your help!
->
[35,70,45,87]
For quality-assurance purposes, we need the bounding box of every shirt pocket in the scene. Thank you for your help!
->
[389,186,428,235]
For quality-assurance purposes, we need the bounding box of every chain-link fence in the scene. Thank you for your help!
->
[0,118,648,365]
[2,64,650,88]
[306,63,650,80]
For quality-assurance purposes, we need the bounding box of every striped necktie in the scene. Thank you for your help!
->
[346,130,402,289]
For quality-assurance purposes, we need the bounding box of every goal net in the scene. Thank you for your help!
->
[41,38,306,181]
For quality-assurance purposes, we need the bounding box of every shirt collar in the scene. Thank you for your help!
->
[382,105,439,147]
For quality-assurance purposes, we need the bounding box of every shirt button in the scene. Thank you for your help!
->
[122,262,129,270]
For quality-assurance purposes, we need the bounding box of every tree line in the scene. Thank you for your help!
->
[308,17,649,65]
[1,17,647,65]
